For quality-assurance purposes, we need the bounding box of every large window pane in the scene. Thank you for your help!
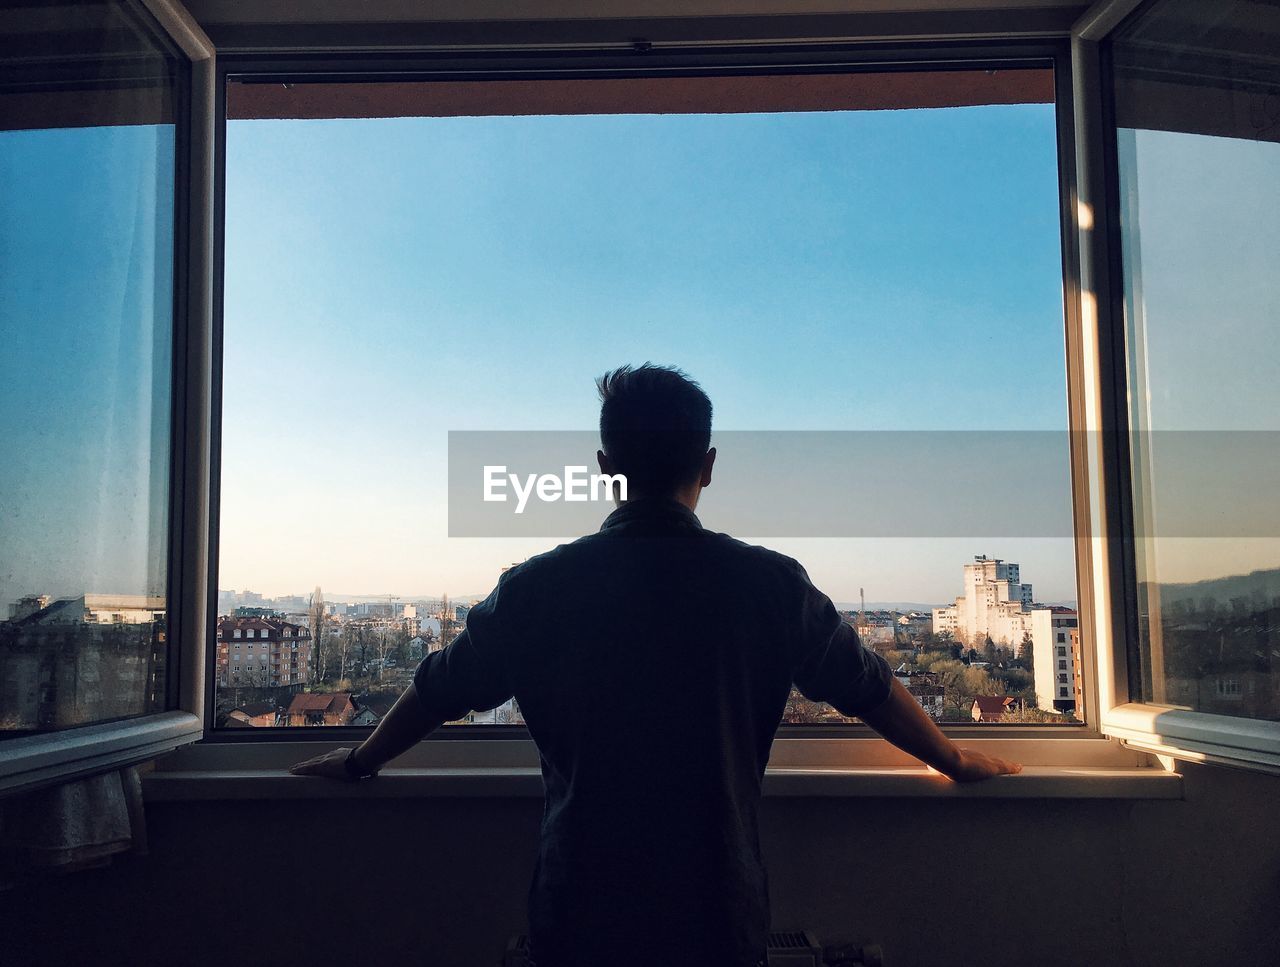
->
[1113,0,1280,720]
[216,67,1079,729]
[0,3,178,733]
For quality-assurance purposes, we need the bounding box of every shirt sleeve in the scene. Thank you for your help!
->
[788,560,893,718]
[412,588,514,726]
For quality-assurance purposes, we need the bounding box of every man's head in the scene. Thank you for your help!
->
[595,363,716,507]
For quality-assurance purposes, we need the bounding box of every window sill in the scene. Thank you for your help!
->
[142,763,1180,802]
[1103,703,1280,775]
[0,711,203,798]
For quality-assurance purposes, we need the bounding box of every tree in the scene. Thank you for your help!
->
[336,624,354,686]
[309,586,326,683]
[1018,631,1035,671]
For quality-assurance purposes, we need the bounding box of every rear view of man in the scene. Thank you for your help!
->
[292,363,1019,967]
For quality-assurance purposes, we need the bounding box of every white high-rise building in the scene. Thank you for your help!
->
[932,556,1034,647]
[933,556,1080,716]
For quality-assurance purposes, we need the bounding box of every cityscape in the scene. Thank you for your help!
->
[207,554,1084,731]
[7,554,1279,732]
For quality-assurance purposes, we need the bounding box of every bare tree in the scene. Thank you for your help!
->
[309,586,326,683]
[338,624,354,685]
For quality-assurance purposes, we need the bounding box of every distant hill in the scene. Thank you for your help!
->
[834,601,943,613]
[1152,566,1280,605]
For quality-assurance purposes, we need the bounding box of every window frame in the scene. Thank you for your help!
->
[203,38,1117,753]
[1072,0,1280,774]
[0,0,215,797]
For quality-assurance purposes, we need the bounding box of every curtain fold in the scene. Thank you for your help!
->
[0,766,147,888]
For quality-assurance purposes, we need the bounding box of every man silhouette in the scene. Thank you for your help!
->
[292,363,1019,967]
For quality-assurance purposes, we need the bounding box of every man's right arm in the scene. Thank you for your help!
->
[784,558,1019,782]
[857,677,1021,782]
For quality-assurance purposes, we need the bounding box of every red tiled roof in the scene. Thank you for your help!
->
[218,615,310,636]
[287,692,351,714]
[972,695,1015,713]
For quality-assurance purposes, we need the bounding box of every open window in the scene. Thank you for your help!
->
[1074,0,1280,771]
[0,0,214,794]
[209,54,1096,739]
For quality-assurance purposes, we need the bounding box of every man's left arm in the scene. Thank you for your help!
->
[290,629,513,780]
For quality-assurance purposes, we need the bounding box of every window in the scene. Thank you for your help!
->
[214,62,1081,731]
[1111,0,1280,725]
[0,0,180,736]
[234,629,241,639]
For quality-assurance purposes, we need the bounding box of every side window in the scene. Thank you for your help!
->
[1112,0,1280,723]
[0,0,179,735]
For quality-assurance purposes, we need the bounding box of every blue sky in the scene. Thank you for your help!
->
[218,102,1080,604]
[0,101,1081,611]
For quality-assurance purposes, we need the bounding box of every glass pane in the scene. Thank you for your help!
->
[1113,0,1280,720]
[216,67,1079,729]
[0,3,179,733]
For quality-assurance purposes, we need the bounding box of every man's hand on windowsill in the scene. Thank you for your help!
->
[859,678,1022,783]
[289,747,360,781]
[931,748,1022,783]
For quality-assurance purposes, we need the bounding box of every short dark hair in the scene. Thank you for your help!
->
[596,363,713,496]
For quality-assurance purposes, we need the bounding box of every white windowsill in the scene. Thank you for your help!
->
[141,731,1180,801]
[1103,703,1280,774]
[142,763,1181,801]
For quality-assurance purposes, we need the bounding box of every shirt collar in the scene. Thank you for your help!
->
[600,497,704,533]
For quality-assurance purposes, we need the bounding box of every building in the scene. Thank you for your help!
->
[215,615,312,688]
[896,612,933,639]
[895,666,945,720]
[350,705,381,726]
[1070,628,1084,713]
[970,695,1017,723]
[7,594,51,622]
[0,593,167,731]
[934,557,1081,717]
[1030,607,1081,716]
[848,609,900,646]
[933,556,1035,646]
[285,692,356,727]
[225,701,279,727]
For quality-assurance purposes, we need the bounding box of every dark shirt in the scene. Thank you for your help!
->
[413,497,893,967]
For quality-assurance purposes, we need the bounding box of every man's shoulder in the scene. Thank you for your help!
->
[497,526,811,589]
[491,533,601,584]
[703,530,811,582]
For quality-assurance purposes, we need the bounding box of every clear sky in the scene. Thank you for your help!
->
[218,101,1080,605]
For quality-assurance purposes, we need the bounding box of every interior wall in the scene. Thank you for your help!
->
[5,760,1278,967]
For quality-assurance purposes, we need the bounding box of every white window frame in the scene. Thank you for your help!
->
[0,0,214,798]
[1072,0,1280,774]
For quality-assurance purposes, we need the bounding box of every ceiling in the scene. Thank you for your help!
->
[179,0,1093,50]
